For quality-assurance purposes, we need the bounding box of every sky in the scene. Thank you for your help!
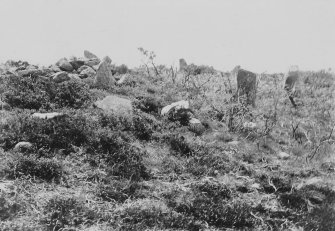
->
[0,0,334,73]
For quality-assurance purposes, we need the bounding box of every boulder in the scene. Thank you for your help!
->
[84,50,99,60]
[278,151,290,160]
[94,95,133,115]
[56,58,74,72]
[49,65,62,72]
[69,58,85,70]
[94,60,114,88]
[53,71,70,83]
[161,100,189,116]
[79,66,96,79]
[84,59,100,67]
[14,142,33,152]
[32,112,64,119]
[234,66,257,107]
[69,73,81,80]
[77,65,90,73]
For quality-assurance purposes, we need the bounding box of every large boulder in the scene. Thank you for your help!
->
[56,58,74,72]
[94,95,133,115]
[52,71,70,83]
[94,60,114,88]
[234,66,257,107]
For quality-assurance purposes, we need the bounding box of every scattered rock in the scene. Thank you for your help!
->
[69,58,85,70]
[161,100,189,116]
[94,95,133,115]
[228,140,239,146]
[14,141,33,152]
[116,74,129,85]
[56,58,74,72]
[68,73,81,80]
[52,71,70,83]
[278,151,290,160]
[17,68,43,77]
[84,50,99,60]
[94,60,114,88]
[32,112,64,119]
[189,118,205,135]
[49,65,61,72]
[77,65,90,73]
[79,66,96,79]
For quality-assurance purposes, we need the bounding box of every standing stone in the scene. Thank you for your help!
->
[94,60,114,88]
[179,58,188,71]
[102,56,112,64]
[235,66,257,107]
[284,66,299,108]
[56,58,74,72]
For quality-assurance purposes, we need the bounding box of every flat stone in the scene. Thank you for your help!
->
[161,100,189,116]
[14,141,33,152]
[278,151,290,160]
[32,112,64,119]
[94,95,133,116]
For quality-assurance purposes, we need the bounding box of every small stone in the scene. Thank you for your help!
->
[53,71,70,83]
[228,140,239,146]
[116,74,129,85]
[56,58,74,72]
[32,112,64,119]
[49,65,61,72]
[161,100,189,116]
[14,142,33,152]
[243,122,257,129]
[79,66,96,79]
[278,151,290,160]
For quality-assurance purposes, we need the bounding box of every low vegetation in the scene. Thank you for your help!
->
[0,56,334,230]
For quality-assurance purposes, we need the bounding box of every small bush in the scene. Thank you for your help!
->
[0,193,23,221]
[132,112,160,141]
[97,181,144,203]
[134,96,163,114]
[169,135,193,157]
[8,155,63,182]
[41,196,102,231]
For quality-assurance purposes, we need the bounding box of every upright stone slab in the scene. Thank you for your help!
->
[284,66,299,107]
[236,67,257,107]
[94,60,114,88]
[179,58,188,71]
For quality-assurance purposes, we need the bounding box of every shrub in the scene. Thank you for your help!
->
[3,75,52,110]
[41,196,102,231]
[132,112,160,141]
[97,181,144,203]
[0,112,89,154]
[0,193,23,221]
[8,155,63,182]
[169,135,193,157]
[52,80,92,108]
[134,96,163,114]
[87,129,150,181]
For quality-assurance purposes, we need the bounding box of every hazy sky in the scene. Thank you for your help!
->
[0,0,334,73]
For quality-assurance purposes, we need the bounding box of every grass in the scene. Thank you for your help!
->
[0,60,334,230]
